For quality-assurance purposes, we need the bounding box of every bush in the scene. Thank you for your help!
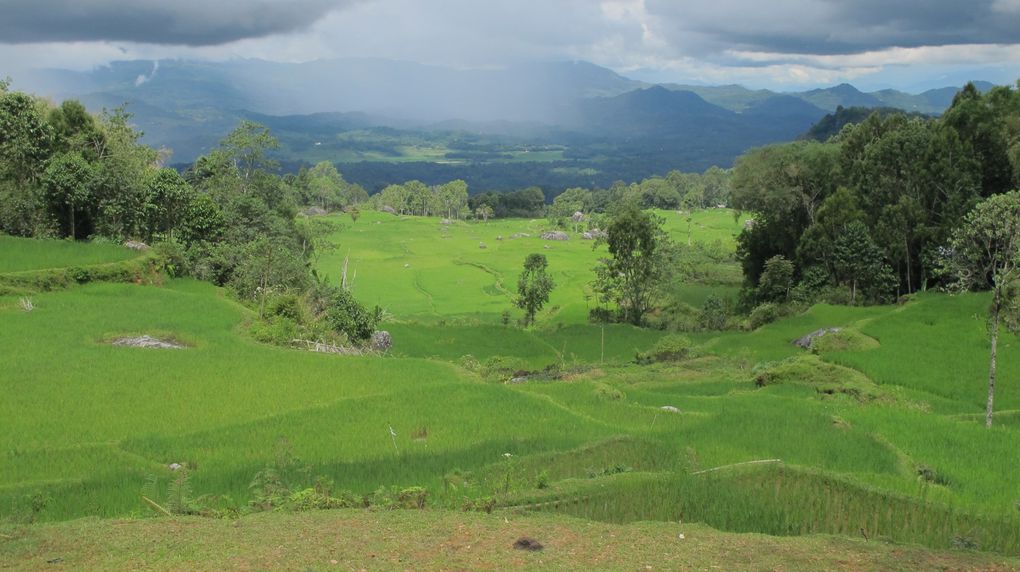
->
[68,266,91,284]
[153,240,188,278]
[636,334,694,364]
[749,302,780,329]
[698,294,728,330]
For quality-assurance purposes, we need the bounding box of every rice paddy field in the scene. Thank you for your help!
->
[3,208,1020,566]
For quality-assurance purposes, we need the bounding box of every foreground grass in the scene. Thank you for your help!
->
[3,509,1017,571]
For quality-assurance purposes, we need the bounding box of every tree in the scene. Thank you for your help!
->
[146,168,195,241]
[43,152,95,239]
[946,191,1020,428]
[593,205,666,325]
[758,255,794,303]
[832,220,889,304]
[220,120,279,194]
[379,184,409,215]
[437,179,468,219]
[515,253,554,326]
[404,180,431,216]
[306,161,347,210]
[347,204,361,224]
[475,204,494,223]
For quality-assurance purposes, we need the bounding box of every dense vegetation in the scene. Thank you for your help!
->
[733,82,1020,307]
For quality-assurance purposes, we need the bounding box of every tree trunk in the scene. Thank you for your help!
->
[987,291,1001,428]
[904,237,912,294]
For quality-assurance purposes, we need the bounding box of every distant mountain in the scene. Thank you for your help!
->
[12,58,1006,191]
[663,80,997,116]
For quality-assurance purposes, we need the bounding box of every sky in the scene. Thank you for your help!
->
[1,0,1019,92]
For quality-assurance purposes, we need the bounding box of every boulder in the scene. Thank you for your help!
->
[123,240,150,251]
[660,405,681,413]
[301,206,328,217]
[440,218,453,225]
[370,331,393,352]
[541,231,569,241]
[509,232,530,239]
[571,211,585,223]
[792,327,842,349]
[380,205,397,215]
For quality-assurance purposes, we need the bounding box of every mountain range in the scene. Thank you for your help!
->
[13,59,1001,191]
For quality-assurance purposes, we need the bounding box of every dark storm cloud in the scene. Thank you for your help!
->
[647,0,1020,56]
[0,0,358,45]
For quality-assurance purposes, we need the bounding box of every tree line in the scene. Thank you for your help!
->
[732,82,1020,308]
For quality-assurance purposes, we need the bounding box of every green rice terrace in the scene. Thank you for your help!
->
[3,208,1020,569]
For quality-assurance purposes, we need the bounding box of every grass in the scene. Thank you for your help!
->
[0,235,137,273]
[6,510,1018,571]
[5,209,1020,562]
[319,208,742,326]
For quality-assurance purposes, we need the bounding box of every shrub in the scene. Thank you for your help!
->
[748,302,780,329]
[153,240,188,278]
[68,266,91,284]
[698,294,728,330]
[636,334,694,364]
[320,285,381,343]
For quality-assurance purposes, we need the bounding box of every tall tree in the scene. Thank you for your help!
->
[946,191,1020,428]
[832,220,889,304]
[515,253,555,326]
[43,152,95,239]
[593,205,666,325]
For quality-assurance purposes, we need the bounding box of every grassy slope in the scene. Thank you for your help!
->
[0,236,137,273]
[3,510,1017,571]
[4,212,1020,561]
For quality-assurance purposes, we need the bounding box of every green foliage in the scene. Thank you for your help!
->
[698,294,729,330]
[593,204,668,325]
[757,255,794,303]
[636,334,694,364]
[315,282,381,343]
[515,253,554,326]
[749,302,781,329]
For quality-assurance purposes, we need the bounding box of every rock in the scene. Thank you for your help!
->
[370,331,393,352]
[541,231,569,241]
[301,206,328,217]
[513,537,544,551]
[743,219,755,230]
[792,327,842,349]
[496,235,503,241]
[112,335,185,349]
[571,211,585,223]
[379,205,397,215]
[123,240,150,251]
[440,218,453,225]
[479,242,487,249]
[660,405,681,413]
[404,263,410,268]
[510,232,530,239]
[543,245,551,250]
[168,462,183,471]
[509,376,528,384]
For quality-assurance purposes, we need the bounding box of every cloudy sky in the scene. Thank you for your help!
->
[2,0,1019,91]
